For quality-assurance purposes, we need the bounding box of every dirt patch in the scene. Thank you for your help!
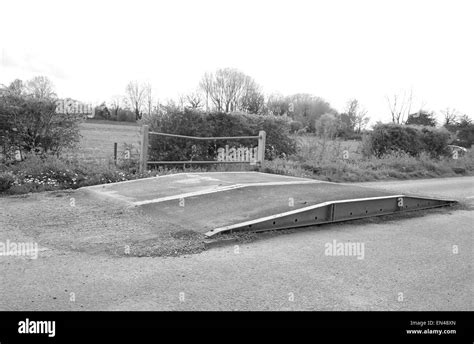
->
[0,189,206,258]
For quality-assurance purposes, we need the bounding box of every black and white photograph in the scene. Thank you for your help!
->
[0,0,473,340]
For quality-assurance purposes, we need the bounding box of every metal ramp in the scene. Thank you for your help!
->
[83,172,456,237]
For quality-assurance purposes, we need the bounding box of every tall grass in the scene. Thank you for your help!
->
[263,135,474,182]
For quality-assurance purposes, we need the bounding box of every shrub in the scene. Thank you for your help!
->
[289,120,304,133]
[367,124,422,157]
[117,109,136,122]
[456,124,474,148]
[0,93,83,156]
[367,123,450,158]
[255,113,298,159]
[92,104,111,120]
[419,126,450,157]
[7,153,81,192]
[0,171,14,192]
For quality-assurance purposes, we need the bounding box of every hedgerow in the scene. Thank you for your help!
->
[366,123,450,158]
[143,109,297,162]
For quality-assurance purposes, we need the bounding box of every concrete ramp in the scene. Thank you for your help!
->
[83,172,456,237]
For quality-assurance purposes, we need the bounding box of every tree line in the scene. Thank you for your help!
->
[1,70,472,147]
[85,68,371,138]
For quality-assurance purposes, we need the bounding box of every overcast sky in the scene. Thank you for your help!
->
[1,0,473,124]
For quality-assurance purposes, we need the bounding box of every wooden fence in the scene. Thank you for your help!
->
[139,125,266,173]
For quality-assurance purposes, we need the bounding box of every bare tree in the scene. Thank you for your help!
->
[441,107,459,126]
[7,79,25,95]
[346,99,359,117]
[340,99,369,133]
[125,81,148,120]
[199,68,260,113]
[266,93,291,116]
[342,99,359,131]
[239,78,265,114]
[109,95,123,119]
[121,97,131,111]
[315,113,340,139]
[26,76,57,99]
[143,83,153,116]
[221,69,246,112]
[185,91,204,109]
[386,90,413,124]
[458,114,472,125]
[354,108,369,133]
[176,94,187,112]
[199,72,215,112]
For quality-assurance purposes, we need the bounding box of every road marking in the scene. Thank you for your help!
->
[466,196,474,199]
[132,180,322,206]
[133,184,246,205]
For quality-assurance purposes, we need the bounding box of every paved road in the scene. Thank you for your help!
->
[356,176,474,203]
[0,177,472,311]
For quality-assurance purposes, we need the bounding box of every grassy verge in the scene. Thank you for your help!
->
[262,136,474,182]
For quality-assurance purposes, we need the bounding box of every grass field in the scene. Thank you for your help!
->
[62,121,142,163]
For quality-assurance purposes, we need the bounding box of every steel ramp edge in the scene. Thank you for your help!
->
[204,195,457,237]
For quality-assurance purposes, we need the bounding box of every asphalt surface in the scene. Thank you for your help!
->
[356,176,474,202]
[139,182,396,234]
[84,172,396,234]
[0,176,472,311]
[84,171,322,203]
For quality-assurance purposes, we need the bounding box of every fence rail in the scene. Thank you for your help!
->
[148,132,259,140]
[147,161,256,165]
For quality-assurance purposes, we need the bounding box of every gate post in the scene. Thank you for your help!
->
[139,125,149,173]
[257,130,266,167]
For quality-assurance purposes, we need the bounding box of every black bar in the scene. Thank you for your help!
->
[113,142,117,165]
[0,311,471,342]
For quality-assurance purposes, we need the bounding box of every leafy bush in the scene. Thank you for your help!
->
[0,93,83,157]
[456,125,474,148]
[419,126,450,157]
[92,103,111,120]
[289,120,304,133]
[255,113,298,159]
[117,109,136,122]
[0,171,15,192]
[444,116,474,148]
[405,111,437,126]
[366,123,450,158]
